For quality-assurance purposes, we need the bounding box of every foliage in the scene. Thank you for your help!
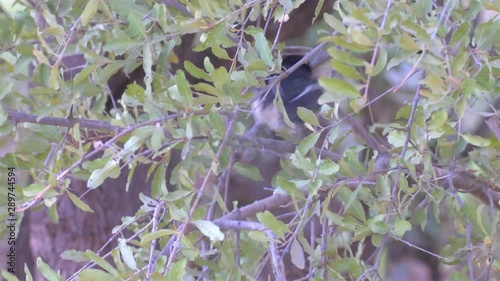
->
[0,0,499,280]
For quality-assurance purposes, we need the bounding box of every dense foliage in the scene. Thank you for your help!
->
[0,0,499,280]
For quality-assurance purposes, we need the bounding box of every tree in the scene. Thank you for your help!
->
[0,0,499,280]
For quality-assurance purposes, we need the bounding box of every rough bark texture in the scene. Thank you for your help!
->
[25,164,153,280]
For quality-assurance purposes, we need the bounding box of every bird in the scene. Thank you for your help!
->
[249,55,324,138]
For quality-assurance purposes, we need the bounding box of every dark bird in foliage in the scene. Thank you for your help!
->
[249,55,323,137]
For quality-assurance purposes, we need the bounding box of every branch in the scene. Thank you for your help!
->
[6,110,121,131]
[435,167,500,209]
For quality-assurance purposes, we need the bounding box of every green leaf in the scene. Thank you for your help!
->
[23,183,47,197]
[124,83,146,103]
[192,220,225,242]
[318,77,360,100]
[1,270,20,281]
[84,250,119,276]
[87,159,121,189]
[313,0,325,23]
[290,239,305,269]
[98,61,125,84]
[297,131,321,155]
[297,107,319,126]
[462,134,491,147]
[118,239,137,270]
[0,107,6,126]
[81,0,99,26]
[368,48,387,76]
[60,250,87,262]
[290,150,315,172]
[276,176,305,199]
[121,135,145,156]
[399,32,420,51]
[428,110,448,130]
[127,13,145,38]
[103,38,140,55]
[318,158,339,176]
[184,61,210,81]
[369,220,389,235]
[392,220,412,238]
[449,23,470,46]
[77,269,116,281]
[248,28,273,68]
[36,258,63,281]
[0,80,13,100]
[165,259,187,281]
[324,13,347,34]
[73,63,99,86]
[331,59,363,80]
[151,164,167,198]
[232,162,264,181]
[67,191,94,213]
[256,211,289,239]
[327,47,366,66]
[140,229,176,245]
[109,0,149,18]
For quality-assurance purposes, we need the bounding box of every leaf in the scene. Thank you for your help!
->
[23,183,46,197]
[313,0,325,23]
[125,83,146,103]
[331,59,363,80]
[67,191,94,213]
[98,61,125,84]
[297,107,319,126]
[399,32,420,51]
[81,0,99,26]
[151,164,166,198]
[428,110,448,130]
[297,131,321,155]
[318,77,360,100]
[127,13,145,38]
[184,61,210,80]
[60,250,87,262]
[103,38,140,55]
[109,0,149,18]
[118,239,137,270]
[368,48,387,76]
[77,269,116,280]
[276,176,305,199]
[232,162,264,181]
[328,47,366,66]
[369,220,389,235]
[324,13,347,34]
[36,258,63,281]
[87,159,121,189]
[121,135,145,156]
[175,70,193,106]
[73,63,99,86]
[32,49,50,65]
[250,29,273,68]
[192,220,225,242]
[318,158,339,176]
[462,134,491,147]
[449,23,470,46]
[84,250,119,276]
[165,259,187,281]
[256,211,289,239]
[290,239,305,269]
[0,107,7,126]
[392,220,412,238]
[2,270,20,281]
[140,229,176,245]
